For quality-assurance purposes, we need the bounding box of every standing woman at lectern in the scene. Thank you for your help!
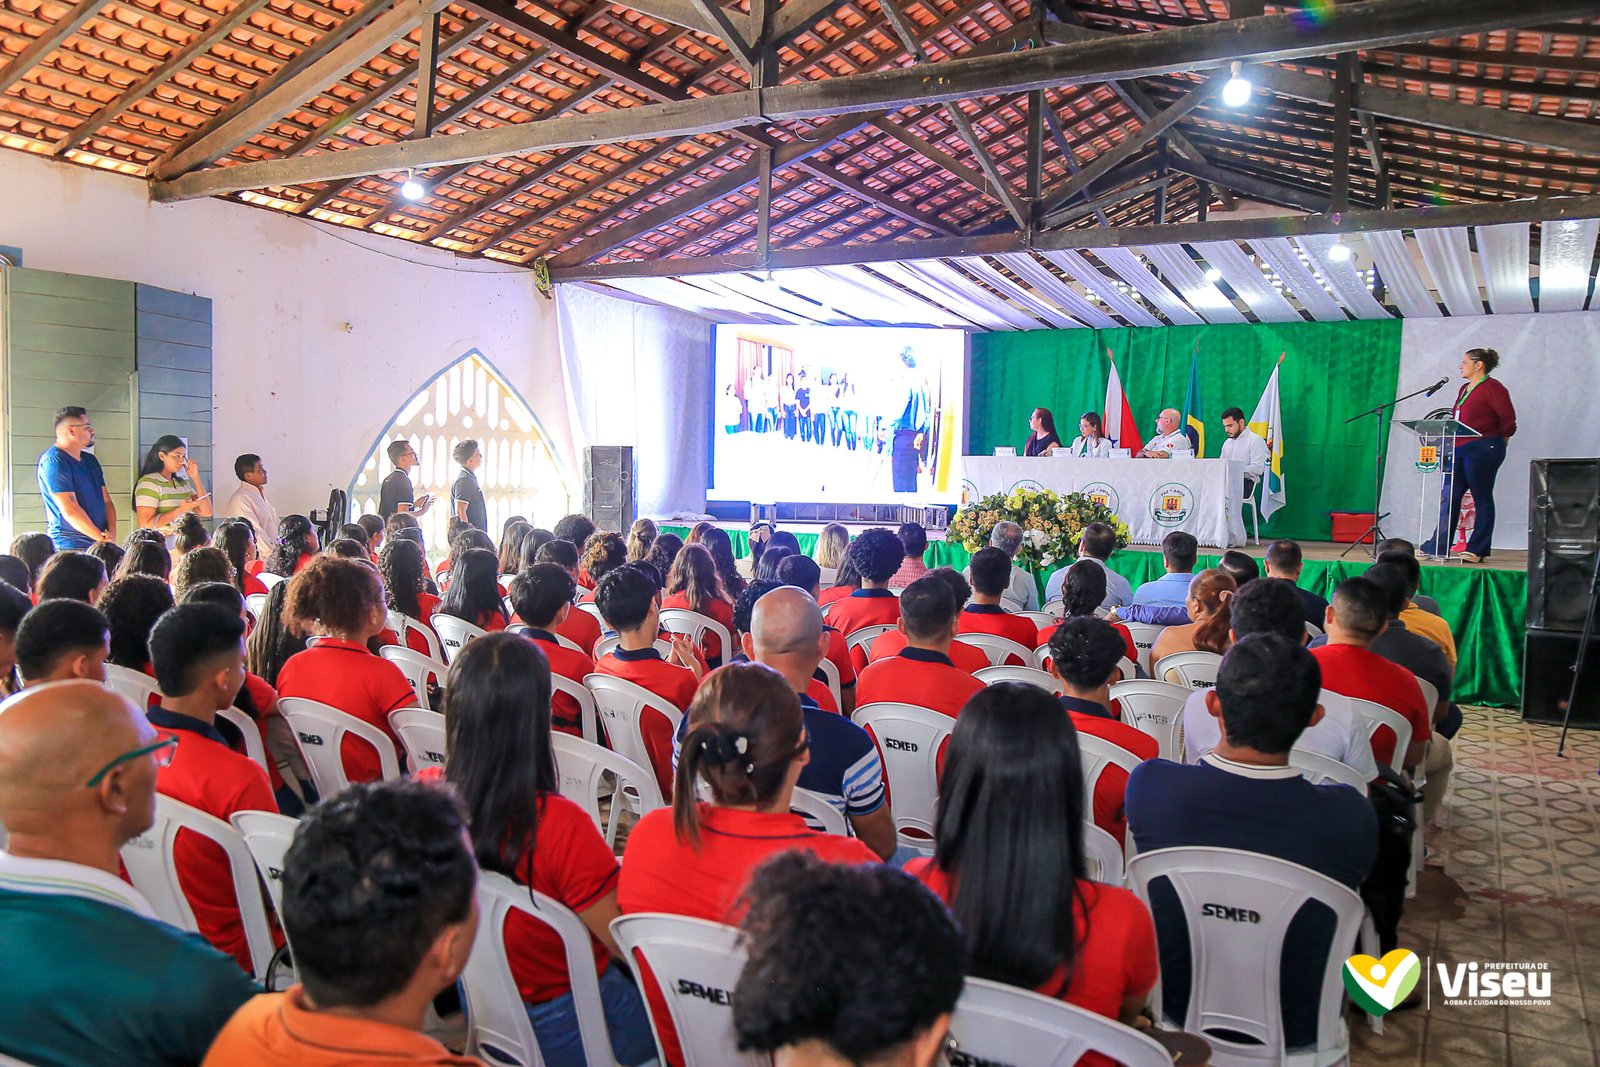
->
[1424,347,1516,563]
[1024,407,1062,456]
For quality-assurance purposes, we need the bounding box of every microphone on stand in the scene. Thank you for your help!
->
[1424,377,1450,396]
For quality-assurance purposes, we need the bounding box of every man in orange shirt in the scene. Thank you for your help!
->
[856,574,984,718]
[203,780,479,1066]
[958,546,1039,659]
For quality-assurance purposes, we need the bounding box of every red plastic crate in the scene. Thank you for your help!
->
[1330,512,1375,544]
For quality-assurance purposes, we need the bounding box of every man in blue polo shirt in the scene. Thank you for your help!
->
[0,681,258,1066]
[675,586,896,861]
[1118,530,1198,625]
[36,405,116,550]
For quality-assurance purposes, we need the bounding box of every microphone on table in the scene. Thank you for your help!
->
[1424,378,1449,396]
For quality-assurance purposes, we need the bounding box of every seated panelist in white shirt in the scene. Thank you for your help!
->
[1064,411,1113,458]
[1138,408,1192,458]
[1219,406,1271,497]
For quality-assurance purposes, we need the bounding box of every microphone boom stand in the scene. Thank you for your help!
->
[1342,380,1447,560]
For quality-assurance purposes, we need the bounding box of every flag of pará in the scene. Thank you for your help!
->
[1182,345,1205,458]
[1248,357,1287,519]
[1103,350,1143,453]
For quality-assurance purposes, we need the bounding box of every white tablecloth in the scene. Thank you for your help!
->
[962,456,1247,548]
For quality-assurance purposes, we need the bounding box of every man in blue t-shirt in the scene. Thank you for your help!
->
[1118,530,1198,625]
[1126,632,1377,1052]
[35,406,115,550]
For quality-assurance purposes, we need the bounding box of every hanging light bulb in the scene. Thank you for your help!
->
[401,169,427,201]
[1327,237,1353,263]
[1222,61,1252,108]
[1204,266,1223,283]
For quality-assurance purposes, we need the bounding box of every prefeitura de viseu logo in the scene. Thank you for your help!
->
[1342,950,1422,1017]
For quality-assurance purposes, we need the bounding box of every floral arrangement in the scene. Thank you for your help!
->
[949,488,1131,568]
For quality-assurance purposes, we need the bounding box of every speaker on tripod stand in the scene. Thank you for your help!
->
[1523,458,1600,727]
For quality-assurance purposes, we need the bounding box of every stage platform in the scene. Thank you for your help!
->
[662,522,1527,710]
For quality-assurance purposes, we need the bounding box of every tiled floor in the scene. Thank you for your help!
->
[1350,707,1600,1066]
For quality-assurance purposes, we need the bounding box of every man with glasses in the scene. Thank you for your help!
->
[37,405,116,550]
[378,438,434,519]
[0,681,259,1066]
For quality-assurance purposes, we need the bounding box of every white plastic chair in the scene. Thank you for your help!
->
[1040,598,1067,618]
[1121,623,1165,673]
[216,705,270,776]
[258,571,285,591]
[1126,847,1367,1067]
[610,913,765,1067]
[1114,655,1138,683]
[229,809,298,917]
[851,702,953,852]
[278,696,402,795]
[1414,676,1440,716]
[974,664,1065,694]
[122,795,277,982]
[947,977,1170,1067]
[815,655,843,708]
[378,645,447,711]
[1241,478,1261,545]
[1014,610,1057,629]
[497,572,518,589]
[583,674,683,789]
[844,623,897,664]
[1288,749,1369,794]
[790,786,849,836]
[593,635,674,661]
[463,871,614,1067]
[551,630,584,653]
[957,631,1034,667]
[1349,697,1413,772]
[1109,679,1190,762]
[1030,644,1053,670]
[551,674,600,745]
[1153,650,1222,690]
[1077,733,1146,821]
[575,601,606,627]
[105,663,159,708]
[246,592,269,620]
[389,707,447,774]
[552,733,665,850]
[393,613,444,661]
[1083,820,1126,886]
[1304,620,1324,640]
[658,608,734,663]
[432,613,488,663]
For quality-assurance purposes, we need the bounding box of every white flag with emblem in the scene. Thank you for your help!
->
[1248,357,1286,520]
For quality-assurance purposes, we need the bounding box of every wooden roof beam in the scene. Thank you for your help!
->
[154,0,1600,201]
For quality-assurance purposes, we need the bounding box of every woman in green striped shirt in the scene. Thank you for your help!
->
[133,434,211,534]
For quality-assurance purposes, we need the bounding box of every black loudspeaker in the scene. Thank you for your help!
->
[1528,459,1600,632]
[1522,629,1600,727]
[584,446,636,533]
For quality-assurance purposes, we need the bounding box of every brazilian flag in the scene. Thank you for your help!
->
[1182,346,1205,458]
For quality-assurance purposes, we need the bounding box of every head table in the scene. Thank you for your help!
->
[961,455,1248,549]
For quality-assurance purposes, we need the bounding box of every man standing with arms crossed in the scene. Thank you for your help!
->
[37,406,116,549]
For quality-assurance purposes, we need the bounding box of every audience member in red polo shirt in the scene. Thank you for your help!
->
[620,664,878,1067]
[959,546,1039,662]
[773,554,858,713]
[379,537,442,656]
[202,780,480,1067]
[826,528,905,670]
[437,633,655,1067]
[148,603,279,973]
[553,513,597,567]
[509,565,598,738]
[215,518,270,597]
[1312,577,1431,770]
[575,532,628,605]
[437,547,509,632]
[14,597,112,686]
[733,850,964,1066]
[886,522,931,590]
[855,574,985,718]
[593,565,704,794]
[1047,617,1157,844]
[532,540,604,654]
[276,557,417,784]
[660,543,735,665]
[867,566,987,674]
[1036,561,1138,672]
[264,514,319,579]
[907,682,1158,1060]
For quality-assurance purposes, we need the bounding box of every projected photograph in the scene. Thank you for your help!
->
[710,325,965,503]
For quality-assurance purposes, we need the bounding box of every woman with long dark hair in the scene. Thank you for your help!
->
[660,543,733,665]
[99,574,175,672]
[908,683,1157,1033]
[521,528,555,570]
[1035,561,1138,666]
[112,539,171,584]
[1149,568,1235,665]
[10,532,55,592]
[646,533,683,579]
[818,553,861,607]
[437,547,508,632]
[379,536,441,655]
[244,581,304,688]
[214,518,269,595]
[499,520,533,575]
[700,526,745,602]
[440,634,655,1067]
[1024,408,1062,457]
[439,526,495,586]
[1068,411,1112,458]
[133,434,211,530]
[266,515,319,578]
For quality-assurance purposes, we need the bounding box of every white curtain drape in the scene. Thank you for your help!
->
[556,283,714,517]
[1382,311,1600,551]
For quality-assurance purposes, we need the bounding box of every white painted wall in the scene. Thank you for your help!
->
[0,149,577,525]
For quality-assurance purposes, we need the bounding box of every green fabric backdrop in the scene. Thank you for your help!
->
[968,320,1404,542]
[664,524,1524,709]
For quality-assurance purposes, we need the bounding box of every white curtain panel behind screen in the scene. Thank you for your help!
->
[1382,312,1600,552]
[557,283,714,516]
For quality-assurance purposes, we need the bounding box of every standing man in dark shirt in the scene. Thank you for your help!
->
[36,406,116,550]
[450,439,487,531]
[888,348,930,494]
[377,440,433,519]
[1264,539,1328,632]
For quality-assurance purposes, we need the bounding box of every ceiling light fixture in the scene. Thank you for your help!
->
[1327,237,1353,264]
[401,170,426,201]
[1204,266,1223,283]
[1222,61,1252,108]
